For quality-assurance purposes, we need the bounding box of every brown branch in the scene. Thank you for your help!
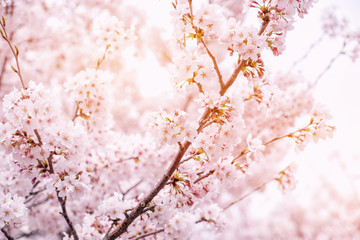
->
[1,228,14,240]
[219,59,246,96]
[180,152,198,164]
[27,197,51,209]
[56,193,79,240]
[47,153,55,174]
[200,38,224,88]
[195,80,204,94]
[194,169,215,184]
[131,229,164,240]
[72,101,81,122]
[0,56,8,90]
[96,44,111,70]
[15,230,39,239]
[104,221,117,240]
[121,180,143,200]
[105,140,192,240]
[187,0,224,89]
[0,17,26,89]
[220,16,270,96]
[232,121,313,163]
[106,108,213,239]
[34,129,42,146]
[258,17,270,36]
[47,154,79,239]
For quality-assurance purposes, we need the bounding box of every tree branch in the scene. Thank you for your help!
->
[47,154,79,240]
[199,38,224,88]
[194,169,215,184]
[0,17,26,89]
[0,56,8,91]
[56,193,79,240]
[219,59,246,96]
[105,140,192,240]
[1,227,14,240]
[220,18,269,96]
[121,180,143,200]
[130,229,164,240]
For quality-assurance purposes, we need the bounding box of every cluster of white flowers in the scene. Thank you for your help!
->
[94,13,135,56]
[52,173,90,199]
[0,82,82,173]
[65,68,114,134]
[0,81,90,200]
[291,105,335,151]
[222,24,267,61]
[164,211,196,239]
[249,0,317,55]
[150,109,196,146]
[245,133,265,161]
[96,192,137,220]
[0,193,27,229]
[172,48,215,91]
[0,0,11,7]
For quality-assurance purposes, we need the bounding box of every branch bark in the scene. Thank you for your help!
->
[1,228,14,240]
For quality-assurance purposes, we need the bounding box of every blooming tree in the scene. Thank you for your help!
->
[1,0,353,239]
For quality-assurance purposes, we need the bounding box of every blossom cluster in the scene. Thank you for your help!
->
[64,68,114,137]
[0,81,90,201]
[94,13,135,57]
[172,48,215,91]
[249,0,317,55]
[222,23,267,61]
[0,193,27,229]
[171,0,224,47]
[150,109,196,145]
[291,106,335,151]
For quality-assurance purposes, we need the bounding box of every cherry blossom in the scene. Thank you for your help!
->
[0,0,349,239]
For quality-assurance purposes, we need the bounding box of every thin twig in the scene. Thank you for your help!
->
[104,221,117,240]
[223,180,270,211]
[56,193,79,240]
[131,229,164,240]
[187,0,224,88]
[194,169,215,184]
[200,38,224,88]
[15,230,39,239]
[27,197,51,209]
[34,129,42,146]
[232,121,313,163]
[310,41,346,88]
[72,101,81,122]
[47,154,79,240]
[0,56,8,91]
[0,17,26,89]
[96,44,111,70]
[121,180,143,200]
[180,152,198,164]
[289,34,324,71]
